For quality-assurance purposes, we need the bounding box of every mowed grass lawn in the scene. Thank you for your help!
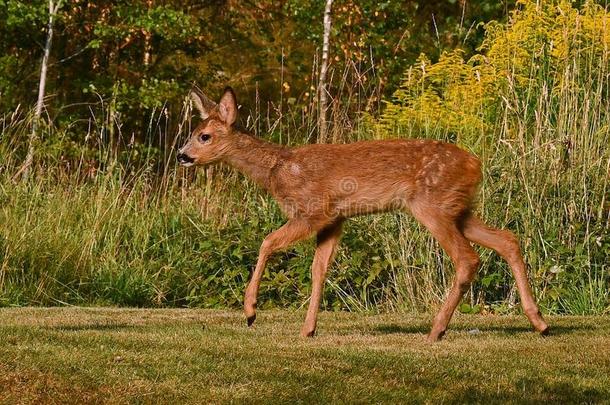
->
[1,308,609,404]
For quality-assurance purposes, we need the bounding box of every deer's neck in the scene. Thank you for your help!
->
[223,132,286,190]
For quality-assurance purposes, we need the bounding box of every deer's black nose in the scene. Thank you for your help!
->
[177,153,194,164]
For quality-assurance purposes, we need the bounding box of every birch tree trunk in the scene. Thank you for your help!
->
[143,0,153,67]
[21,0,62,181]
[317,0,333,143]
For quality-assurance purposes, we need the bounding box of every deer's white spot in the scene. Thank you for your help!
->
[425,176,438,186]
[290,163,301,176]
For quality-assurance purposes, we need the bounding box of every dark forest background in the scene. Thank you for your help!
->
[1,0,512,145]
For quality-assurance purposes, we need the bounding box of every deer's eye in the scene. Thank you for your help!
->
[199,134,211,143]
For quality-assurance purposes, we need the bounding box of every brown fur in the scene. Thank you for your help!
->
[178,87,549,341]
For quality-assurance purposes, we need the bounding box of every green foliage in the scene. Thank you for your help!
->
[0,0,47,29]
[0,0,512,144]
[91,4,199,44]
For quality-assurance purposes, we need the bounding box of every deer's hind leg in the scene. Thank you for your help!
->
[411,205,480,341]
[461,214,549,334]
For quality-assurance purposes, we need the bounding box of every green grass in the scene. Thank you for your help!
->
[1,308,609,404]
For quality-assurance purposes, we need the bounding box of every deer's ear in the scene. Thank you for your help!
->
[218,87,237,125]
[189,87,216,120]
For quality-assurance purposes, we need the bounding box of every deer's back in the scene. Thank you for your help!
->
[270,139,482,220]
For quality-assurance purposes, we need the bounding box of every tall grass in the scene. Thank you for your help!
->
[0,0,608,314]
[377,0,610,314]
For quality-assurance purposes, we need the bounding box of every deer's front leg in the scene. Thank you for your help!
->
[301,219,344,337]
[244,219,313,326]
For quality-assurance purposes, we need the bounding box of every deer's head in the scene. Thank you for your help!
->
[177,87,238,167]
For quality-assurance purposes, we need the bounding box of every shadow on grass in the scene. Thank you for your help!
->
[52,323,138,332]
[449,379,608,403]
[372,323,430,335]
[372,322,597,336]
[466,323,597,335]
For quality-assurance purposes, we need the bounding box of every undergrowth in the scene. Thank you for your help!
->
[0,0,608,314]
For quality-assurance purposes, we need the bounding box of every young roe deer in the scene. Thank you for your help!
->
[177,87,549,341]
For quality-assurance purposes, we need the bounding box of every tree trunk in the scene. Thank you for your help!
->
[20,0,62,181]
[143,0,153,67]
[317,0,333,144]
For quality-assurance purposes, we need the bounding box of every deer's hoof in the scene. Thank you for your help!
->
[539,325,550,336]
[426,329,445,343]
[300,329,315,338]
[246,314,256,327]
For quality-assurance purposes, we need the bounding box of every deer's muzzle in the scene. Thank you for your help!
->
[177,153,195,166]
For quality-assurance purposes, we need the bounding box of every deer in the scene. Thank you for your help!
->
[177,87,549,341]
